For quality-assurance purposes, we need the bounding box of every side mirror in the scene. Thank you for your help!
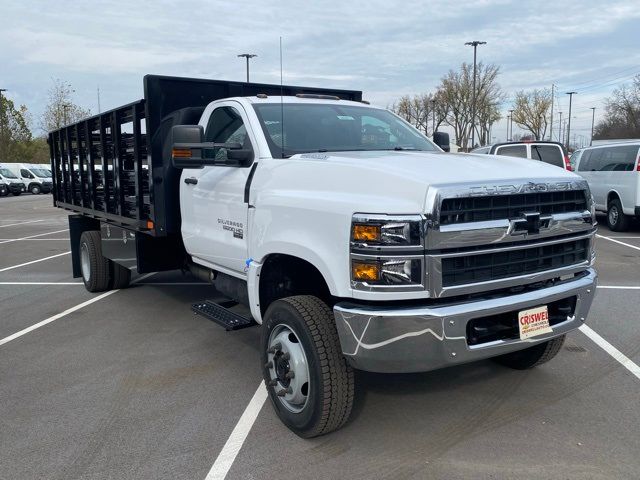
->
[433,131,450,152]
[171,125,253,168]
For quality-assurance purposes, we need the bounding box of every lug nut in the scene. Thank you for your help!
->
[276,387,293,396]
[264,361,273,369]
[281,352,290,361]
[285,371,295,379]
[268,379,278,387]
[267,342,282,354]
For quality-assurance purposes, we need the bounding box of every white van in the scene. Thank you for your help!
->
[1,163,53,195]
[0,166,26,195]
[574,142,640,231]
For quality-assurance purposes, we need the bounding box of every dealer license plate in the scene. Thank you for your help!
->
[518,305,552,340]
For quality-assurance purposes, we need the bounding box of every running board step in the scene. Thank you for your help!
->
[192,300,256,331]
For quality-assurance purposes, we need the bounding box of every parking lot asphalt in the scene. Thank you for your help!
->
[1,195,639,480]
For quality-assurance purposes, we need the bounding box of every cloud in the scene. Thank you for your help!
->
[1,0,638,143]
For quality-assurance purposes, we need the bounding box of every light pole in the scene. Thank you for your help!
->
[506,115,510,141]
[0,88,6,161]
[558,111,563,144]
[590,107,596,146]
[508,109,514,141]
[465,40,486,150]
[565,91,577,150]
[431,98,436,135]
[237,53,257,82]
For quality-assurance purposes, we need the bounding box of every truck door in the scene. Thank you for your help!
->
[180,102,256,275]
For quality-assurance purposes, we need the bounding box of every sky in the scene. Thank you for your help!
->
[2,0,640,145]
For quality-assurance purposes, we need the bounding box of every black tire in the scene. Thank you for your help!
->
[261,295,354,438]
[109,261,131,289]
[29,184,42,195]
[607,198,630,231]
[79,231,111,292]
[493,335,566,370]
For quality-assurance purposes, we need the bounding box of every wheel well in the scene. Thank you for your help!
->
[607,191,620,207]
[28,182,40,190]
[259,254,331,316]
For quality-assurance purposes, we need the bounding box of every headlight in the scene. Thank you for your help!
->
[351,257,423,286]
[351,214,423,248]
[350,214,425,291]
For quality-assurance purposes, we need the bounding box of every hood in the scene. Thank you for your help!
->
[266,150,581,214]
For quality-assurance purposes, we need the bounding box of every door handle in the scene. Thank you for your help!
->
[184,177,198,185]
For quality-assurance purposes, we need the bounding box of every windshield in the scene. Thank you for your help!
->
[252,103,438,158]
[0,168,18,179]
[31,168,51,178]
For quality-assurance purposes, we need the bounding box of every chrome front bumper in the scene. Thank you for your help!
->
[334,268,597,373]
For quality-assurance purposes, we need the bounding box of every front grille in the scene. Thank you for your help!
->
[442,238,589,287]
[440,190,587,225]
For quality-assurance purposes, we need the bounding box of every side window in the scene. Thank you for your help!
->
[578,150,592,171]
[20,169,33,178]
[204,106,251,162]
[530,145,564,168]
[495,145,527,158]
[607,145,639,171]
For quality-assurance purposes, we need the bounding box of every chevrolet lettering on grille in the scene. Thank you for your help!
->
[468,181,574,196]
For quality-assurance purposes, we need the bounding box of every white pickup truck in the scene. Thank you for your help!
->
[49,75,597,437]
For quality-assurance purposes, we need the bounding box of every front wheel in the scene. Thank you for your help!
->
[261,295,354,438]
[29,184,42,195]
[493,335,566,370]
[607,199,630,231]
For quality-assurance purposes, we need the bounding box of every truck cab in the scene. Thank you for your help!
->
[49,75,597,438]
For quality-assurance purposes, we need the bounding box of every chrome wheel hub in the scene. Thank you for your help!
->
[266,324,310,413]
[609,206,619,226]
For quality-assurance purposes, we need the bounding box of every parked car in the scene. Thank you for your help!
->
[569,148,584,171]
[0,180,8,197]
[0,167,26,195]
[573,142,640,231]
[0,163,53,194]
[471,141,572,171]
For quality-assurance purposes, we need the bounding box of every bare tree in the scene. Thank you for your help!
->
[594,74,640,139]
[391,93,440,136]
[40,79,91,133]
[512,89,552,140]
[435,62,502,150]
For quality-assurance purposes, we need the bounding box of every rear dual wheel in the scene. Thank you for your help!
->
[79,230,131,292]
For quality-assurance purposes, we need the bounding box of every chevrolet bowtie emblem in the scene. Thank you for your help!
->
[511,212,541,236]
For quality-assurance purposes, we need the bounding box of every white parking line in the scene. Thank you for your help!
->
[597,286,640,290]
[0,282,82,285]
[579,325,640,381]
[0,238,69,241]
[0,229,69,245]
[602,236,640,240]
[205,382,268,480]
[0,290,119,346]
[596,234,640,252]
[0,273,155,347]
[0,252,70,273]
[0,220,44,228]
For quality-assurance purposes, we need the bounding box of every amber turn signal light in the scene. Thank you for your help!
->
[171,148,192,158]
[352,224,380,242]
[352,261,380,282]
